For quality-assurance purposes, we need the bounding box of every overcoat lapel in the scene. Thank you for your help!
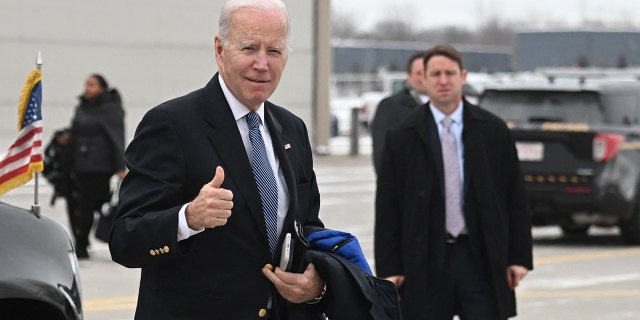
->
[461,102,487,195]
[416,105,445,193]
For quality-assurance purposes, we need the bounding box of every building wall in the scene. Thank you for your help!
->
[515,31,640,71]
[0,0,315,149]
[332,39,512,74]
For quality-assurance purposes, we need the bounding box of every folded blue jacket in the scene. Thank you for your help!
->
[306,229,372,275]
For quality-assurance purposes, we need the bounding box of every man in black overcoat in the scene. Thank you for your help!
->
[375,44,533,320]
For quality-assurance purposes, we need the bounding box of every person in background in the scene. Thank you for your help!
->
[43,128,76,225]
[69,73,126,259]
[370,52,429,175]
[108,1,327,319]
[374,44,532,319]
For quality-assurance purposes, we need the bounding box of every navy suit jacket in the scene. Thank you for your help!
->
[109,74,324,320]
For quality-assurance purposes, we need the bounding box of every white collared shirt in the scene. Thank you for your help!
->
[177,76,289,241]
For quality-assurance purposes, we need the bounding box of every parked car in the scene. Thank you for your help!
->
[479,76,640,244]
[0,202,83,319]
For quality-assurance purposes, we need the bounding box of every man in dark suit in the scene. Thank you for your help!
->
[370,52,429,175]
[109,1,326,319]
[374,44,533,320]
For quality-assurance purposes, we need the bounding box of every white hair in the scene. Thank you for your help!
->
[218,0,290,47]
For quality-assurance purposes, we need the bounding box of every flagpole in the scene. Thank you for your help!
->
[32,51,43,218]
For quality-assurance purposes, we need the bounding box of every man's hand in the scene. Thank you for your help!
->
[185,166,233,230]
[507,265,528,290]
[116,169,127,180]
[262,263,325,304]
[384,275,405,288]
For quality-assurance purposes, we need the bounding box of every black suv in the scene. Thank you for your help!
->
[479,76,640,244]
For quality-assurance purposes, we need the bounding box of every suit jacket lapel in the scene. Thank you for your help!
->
[264,105,296,237]
[202,74,266,237]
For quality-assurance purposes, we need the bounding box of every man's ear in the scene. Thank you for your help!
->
[214,36,223,60]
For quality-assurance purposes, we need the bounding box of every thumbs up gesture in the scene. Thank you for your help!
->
[185,166,234,230]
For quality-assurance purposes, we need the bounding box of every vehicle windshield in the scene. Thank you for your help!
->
[479,90,603,124]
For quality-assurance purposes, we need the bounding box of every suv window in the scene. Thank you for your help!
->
[480,90,603,124]
[601,93,639,125]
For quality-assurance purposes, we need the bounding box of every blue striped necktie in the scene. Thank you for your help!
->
[246,112,279,258]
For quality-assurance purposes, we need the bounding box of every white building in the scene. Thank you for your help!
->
[0,0,331,152]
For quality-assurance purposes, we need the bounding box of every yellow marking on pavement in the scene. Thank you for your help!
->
[84,296,137,311]
[82,249,640,312]
[518,289,640,298]
[534,248,640,265]
[520,248,640,299]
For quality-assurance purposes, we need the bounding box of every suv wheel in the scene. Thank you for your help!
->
[620,204,640,245]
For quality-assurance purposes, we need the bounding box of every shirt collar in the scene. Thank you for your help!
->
[429,101,464,126]
[218,75,266,124]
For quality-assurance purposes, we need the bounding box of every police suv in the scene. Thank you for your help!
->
[479,75,640,244]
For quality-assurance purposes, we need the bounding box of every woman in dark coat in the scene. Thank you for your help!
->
[69,74,126,258]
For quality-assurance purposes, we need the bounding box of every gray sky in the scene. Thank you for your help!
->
[332,0,640,30]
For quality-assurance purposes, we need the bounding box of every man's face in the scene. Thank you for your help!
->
[424,55,467,114]
[407,58,427,94]
[215,8,288,111]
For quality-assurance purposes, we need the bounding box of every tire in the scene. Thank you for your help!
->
[620,206,640,245]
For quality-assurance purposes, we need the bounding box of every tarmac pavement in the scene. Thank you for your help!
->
[3,135,640,319]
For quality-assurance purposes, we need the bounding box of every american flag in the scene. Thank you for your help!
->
[0,69,44,196]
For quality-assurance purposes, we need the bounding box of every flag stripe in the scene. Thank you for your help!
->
[0,69,44,196]
[0,162,43,188]
[0,137,42,168]
[10,124,42,148]
[0,146,43,175]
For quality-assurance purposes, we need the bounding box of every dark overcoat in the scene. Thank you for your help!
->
[375,100,533,319]
[370,87,422,175]
[70,89,125,174]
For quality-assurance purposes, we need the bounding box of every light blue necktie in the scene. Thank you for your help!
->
[246,112,279,258]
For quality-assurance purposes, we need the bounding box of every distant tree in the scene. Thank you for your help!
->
[331,9,520,47]
[476,18,516,46]
[370,18,415,41]
[332,11,360,38]
[441,26,475,44]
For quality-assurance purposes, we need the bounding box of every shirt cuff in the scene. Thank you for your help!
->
[177,203,205,241]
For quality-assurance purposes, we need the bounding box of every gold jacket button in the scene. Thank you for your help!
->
[163,246,170,253]
[150,250,156,256]
[258,308,267,318]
